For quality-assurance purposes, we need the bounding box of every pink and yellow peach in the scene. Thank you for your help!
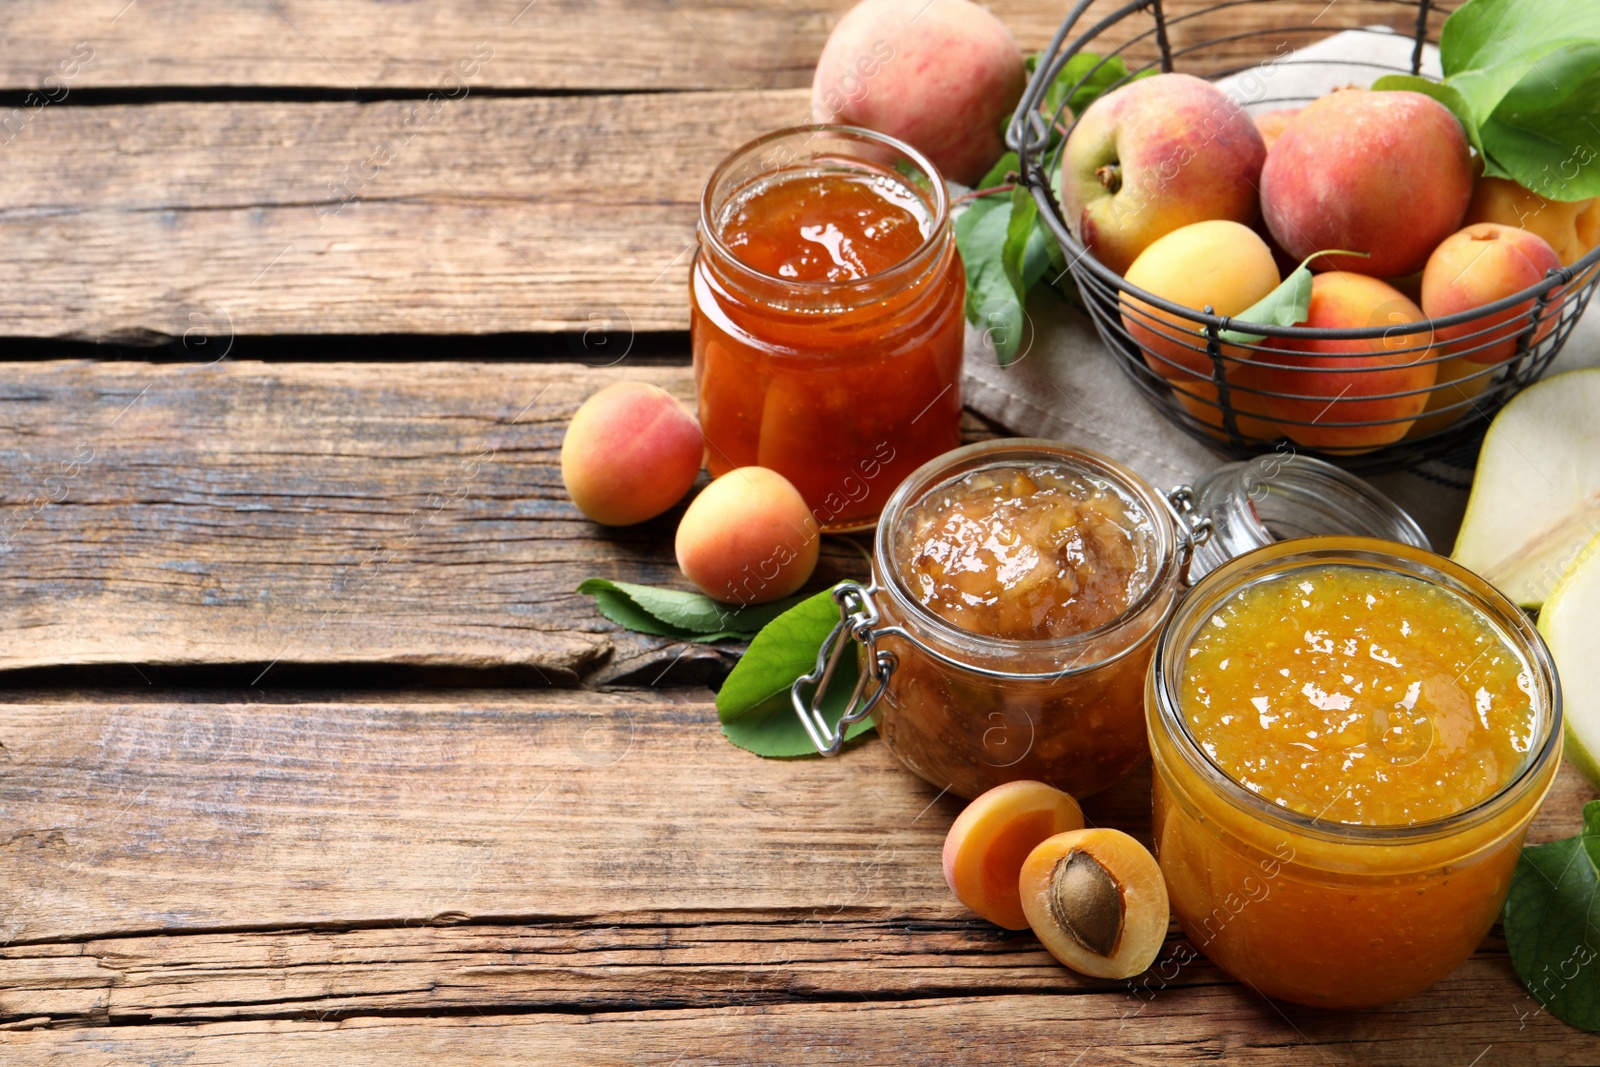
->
[561,382,703,526]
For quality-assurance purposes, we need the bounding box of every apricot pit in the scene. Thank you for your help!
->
[1019,828,1168,979]
[942,780,1084,930]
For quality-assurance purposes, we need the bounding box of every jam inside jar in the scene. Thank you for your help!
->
[692,126,966,532]
[864,439,1184,800]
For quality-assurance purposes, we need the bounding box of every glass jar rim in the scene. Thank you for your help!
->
[697,124,952,296]
[873,438,1180,663]
[1150,536,1563,846]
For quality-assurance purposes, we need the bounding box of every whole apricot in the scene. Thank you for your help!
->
[1260,89,1473,277]
[1122,219,1280,376]
[561,381,703,526]
[675,466,819,605]
[1421,223,1563,365]
[1061,73,1267,276]
[942,781,1085,931]
[1466,176,1600,267]
[1019,828,1168,980]
[1256,272,1437,452]
[812,0,1025,186]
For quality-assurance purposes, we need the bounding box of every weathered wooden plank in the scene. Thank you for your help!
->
[0,360,950,681]
[0,2,1426,91]
[0,92,808,338]
[4,985,1596,1066]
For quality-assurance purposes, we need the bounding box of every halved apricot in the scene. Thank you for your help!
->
[1019,828,1168,979]
[942,780,1084,930]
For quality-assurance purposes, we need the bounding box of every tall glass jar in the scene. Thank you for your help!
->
[691,126,966,532]
[1147,538,1562,1008]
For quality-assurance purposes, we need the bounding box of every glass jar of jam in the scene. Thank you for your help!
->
[1147,538,1562,1008]
[691,126,966,532]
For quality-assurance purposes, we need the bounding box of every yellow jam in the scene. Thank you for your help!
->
[1180,565,1536,826]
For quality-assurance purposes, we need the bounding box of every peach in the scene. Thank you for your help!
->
[1061,73,1267,276]
[1404,356,1496,439]
[675,466,818,605]
[1421,223,1563,365]
[811,0,1025,186]
[1260,89,1473,277]
[942,781,1085,931]
[1252,107,1300,152]
[561,381,703,526]
[1466,176,1600,267]
[1257,272,1438,452]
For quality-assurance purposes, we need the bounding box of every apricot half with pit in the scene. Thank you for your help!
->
[942,780,1084,930]
[1019,828,1168,979]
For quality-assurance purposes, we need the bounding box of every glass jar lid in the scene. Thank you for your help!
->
[1187,452,1430,582]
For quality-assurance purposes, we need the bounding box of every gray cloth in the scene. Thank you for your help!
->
[962,28,1600,553]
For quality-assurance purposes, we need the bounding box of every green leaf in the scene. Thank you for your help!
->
[1002,185,1052,297]
[1041,52,1146,125]
[1441,0,1600,82]
[957,196,1027,365]
[577,578,803,643]
[1479,42,1600,201]
[1504,800,1600,1031]
[715,584,877,758]
[1218,251,1371,345]
[974,150,1018,192]
[1372,73,1485,157]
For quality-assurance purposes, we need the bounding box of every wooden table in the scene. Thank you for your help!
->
[1,3,1596,1063]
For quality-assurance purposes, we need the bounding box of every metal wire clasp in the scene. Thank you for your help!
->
[1163,485,1214,588]
[789,581,898,757]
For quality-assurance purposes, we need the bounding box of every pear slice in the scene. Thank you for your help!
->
[1538,532,1600,786]
[1452,369,1600,608]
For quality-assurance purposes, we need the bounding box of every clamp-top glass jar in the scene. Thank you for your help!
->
[691,126,966,532]
[791,440,1431,801]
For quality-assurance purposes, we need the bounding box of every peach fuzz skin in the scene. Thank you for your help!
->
[1466,176,1600,268]
[942,781,1084,931]
[674,466,819,606]
[1061,73,1267,276]
[812,0,1024,186]
[560,381,703,527]
[1260,89,1473,278]
[1257,272,1437,452]
[1421,223,1563,365]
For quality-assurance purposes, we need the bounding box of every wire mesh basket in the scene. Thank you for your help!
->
[1007,0,1600,472]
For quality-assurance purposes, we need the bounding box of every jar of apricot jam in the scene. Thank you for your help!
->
[691,126,965,532]
[1147,538,1562,1008]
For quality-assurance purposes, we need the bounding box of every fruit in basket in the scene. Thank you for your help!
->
[943,780,1085,930]
[1259,89,1473,278]
[561,381,704,526]
[1420,223,1563,365]
[675,466,819,605]
[1403,356,1495,439]
[1256,272,1436,452]
[1538,533,1600,787]
[811,0,1025,186]
[1251,107,1299,152]
[1060,73,1267,276]
[1452,369,1600,608]
[1018,828,1167,980]
[1466,177,1600,268]
[1120,220,1281,435]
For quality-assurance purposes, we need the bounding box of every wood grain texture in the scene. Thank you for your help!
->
[0,2,1429,91]
[0,689,1595,1062]
[0,360,933,683]
[0,92,808,338]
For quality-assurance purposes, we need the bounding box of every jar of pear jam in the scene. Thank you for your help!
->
[691,126,965,532]
[1147,538,1562,1008]
[809,439,1191,799]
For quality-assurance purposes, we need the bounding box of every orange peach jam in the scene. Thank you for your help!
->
[901,464,1157,640]
[1181,565,1535,825]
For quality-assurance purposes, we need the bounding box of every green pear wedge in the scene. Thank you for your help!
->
[1452,369,1600,609]
[1537,532,1600,787]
